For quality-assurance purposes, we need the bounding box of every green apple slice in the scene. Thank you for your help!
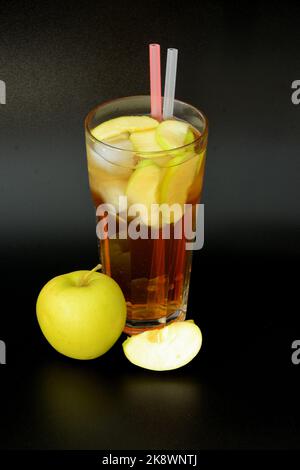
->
[130,129,170,166]
[92,116,159,141]
[130,129,163,152]
[104,132,130,145]
[156,119,190,150]
[184,128,195,145]
[123,320,202,371]
[160,153,199,206]
[126,162,162,225]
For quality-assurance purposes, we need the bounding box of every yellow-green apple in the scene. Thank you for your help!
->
[36,265,126,360]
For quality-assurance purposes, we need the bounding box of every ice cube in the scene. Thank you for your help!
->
[87,138,135,178]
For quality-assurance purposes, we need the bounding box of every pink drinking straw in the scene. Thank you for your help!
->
[149,43,162,121]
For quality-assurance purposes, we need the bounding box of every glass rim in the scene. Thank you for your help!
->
[84,95,209,156]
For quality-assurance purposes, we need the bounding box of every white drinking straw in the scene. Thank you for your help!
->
[163,48,178,120]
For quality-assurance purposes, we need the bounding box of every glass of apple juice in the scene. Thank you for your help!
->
[85,96,208,335]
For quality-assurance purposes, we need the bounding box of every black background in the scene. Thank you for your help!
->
[0,0,299,451]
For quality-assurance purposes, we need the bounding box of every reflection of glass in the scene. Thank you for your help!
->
[85,96,208,335]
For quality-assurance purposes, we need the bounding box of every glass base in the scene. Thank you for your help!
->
[123,308,186,336]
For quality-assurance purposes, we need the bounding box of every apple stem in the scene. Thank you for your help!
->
[79,264,102,286]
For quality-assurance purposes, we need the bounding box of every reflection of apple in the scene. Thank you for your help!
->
[36,265,126,360]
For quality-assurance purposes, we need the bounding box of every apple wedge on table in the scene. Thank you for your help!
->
[123,321,202,371]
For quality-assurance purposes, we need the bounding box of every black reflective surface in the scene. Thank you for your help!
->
[0,0,299,450]
[0,255,299,449]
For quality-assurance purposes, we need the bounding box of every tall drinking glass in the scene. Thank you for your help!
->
[85,96,208,335]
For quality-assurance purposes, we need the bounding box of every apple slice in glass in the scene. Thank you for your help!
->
[125,160,162,226]
[92,116,159,141]
[155,119,190,150]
